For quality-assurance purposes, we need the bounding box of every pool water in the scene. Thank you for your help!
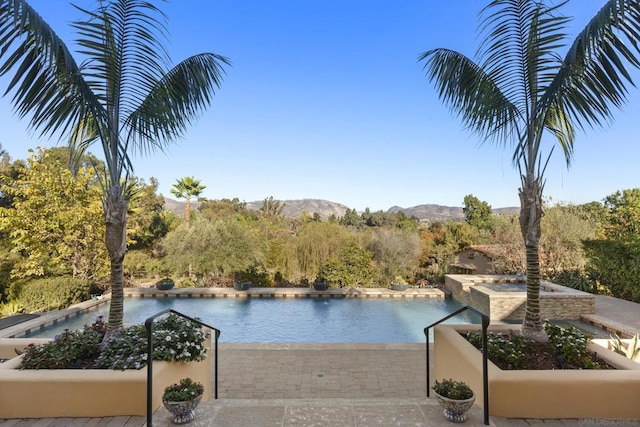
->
[26,297,480,342]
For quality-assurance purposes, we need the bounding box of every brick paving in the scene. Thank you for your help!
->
[217,343,426,399]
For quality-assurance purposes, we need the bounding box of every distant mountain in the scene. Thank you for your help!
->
[388,204,465,220]
[163,197,518,221]
[245,199,349,220]
[163,197,201,216]
[388,204,519,220]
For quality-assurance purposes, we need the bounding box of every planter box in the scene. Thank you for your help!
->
[433,324,640,419]
[0,337,211,418]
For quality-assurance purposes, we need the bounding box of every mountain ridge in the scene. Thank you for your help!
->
[163,197,519,221]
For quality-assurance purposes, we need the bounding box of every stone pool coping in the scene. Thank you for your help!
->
[124,286,447,299]
[0,287,447,338]
[0,297,110,338]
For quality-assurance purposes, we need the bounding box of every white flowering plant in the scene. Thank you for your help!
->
[20,314,209,371]
[96,313,209,370]
[152,313,209,363]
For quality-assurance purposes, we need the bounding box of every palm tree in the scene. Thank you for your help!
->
[0,0,230,333]
[171,176,206,228]
[419,0,640,341]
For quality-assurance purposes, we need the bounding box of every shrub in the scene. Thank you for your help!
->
[548,269,598,294]
[163,378,204,402]
[234,267,271,287]
[21,317,107,369]
[609,333,640,362]
[544,321,598,368]
[0,300,24,317]
[466,323,601,370]
[124,249,168,281]
[94,324,148,370]
[467,331,531,369]
[432,378,474,399]
[176,277,197,288]
[17,276,96,312]
[21,313,209,371]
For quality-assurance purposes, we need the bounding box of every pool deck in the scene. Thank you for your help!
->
[1,288,639,426]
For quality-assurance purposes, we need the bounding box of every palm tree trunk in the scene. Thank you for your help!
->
[519,174,548,342]
[185,197,191,228]
[104,185,127,334]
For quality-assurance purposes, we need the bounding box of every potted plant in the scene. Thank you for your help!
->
[390,275,409,291]
[432,378,475,423]
[312,276,330,291]
[162,377,205,424]
[233,281,251,291]
[156,277,175,291]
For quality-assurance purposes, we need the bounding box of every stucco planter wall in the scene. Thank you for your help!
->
[433,324,640,419]
[0,337,211,418]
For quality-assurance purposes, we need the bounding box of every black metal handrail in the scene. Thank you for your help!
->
[145,309,221,427]
[424,305,490,426]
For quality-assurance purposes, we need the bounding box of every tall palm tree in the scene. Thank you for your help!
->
[419,0,640,341]
[0,0,230,333]
[171,176,206,228]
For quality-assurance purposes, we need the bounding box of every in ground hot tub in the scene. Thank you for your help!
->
[445,274,595,320]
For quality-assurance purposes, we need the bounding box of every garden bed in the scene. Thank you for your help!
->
[433,324,640,419]
[0,337,211,418]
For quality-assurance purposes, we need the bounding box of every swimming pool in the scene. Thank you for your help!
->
[25,297,480,342]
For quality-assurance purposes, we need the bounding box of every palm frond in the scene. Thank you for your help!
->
[0,0,105,139]
[541,0,640,134]
[125,52,231,155]
[418,48,520,147]
[71,0,171,120]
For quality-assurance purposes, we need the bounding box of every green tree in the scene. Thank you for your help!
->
[293,221,352,281]
[162,216,264,279]
[491,213,527,274]
[602,189,640,240]
[171,176,206,228]
[199,198,252,222]
[584,188,640,302]
[419,0,640,341]
[0,147,107,280]
[339,208,362,228]
[260,196,285,216]
[463,194,495,234]
[0,1,229,333]
[367,228,421,283]
[318,242,375,288]
[127,177,169,250]
[540,203,599,275]
[0,146,25,209]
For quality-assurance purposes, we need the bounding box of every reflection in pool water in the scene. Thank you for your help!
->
[26,297,480,342]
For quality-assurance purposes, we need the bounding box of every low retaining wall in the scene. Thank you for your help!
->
[433,324,640,420]
[0,337,211,418]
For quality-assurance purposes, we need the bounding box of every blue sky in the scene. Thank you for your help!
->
[0,0,639,212]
